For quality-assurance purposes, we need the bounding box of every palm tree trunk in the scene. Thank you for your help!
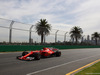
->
[75,36,78,44]
[41,33,44,44]
[44,34,45,43]
[95,38,97,45]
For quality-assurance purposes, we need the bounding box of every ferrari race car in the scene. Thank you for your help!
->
[16,47,61,60]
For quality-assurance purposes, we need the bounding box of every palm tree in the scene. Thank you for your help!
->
[92,32,100,45]
[70,26,83,44]
[35,19,51,44]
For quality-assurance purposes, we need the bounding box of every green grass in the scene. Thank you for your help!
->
[75,61,100,75]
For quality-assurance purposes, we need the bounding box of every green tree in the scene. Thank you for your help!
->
[35,19,51,44]
[70,26,83,44]
[92,32,100,45]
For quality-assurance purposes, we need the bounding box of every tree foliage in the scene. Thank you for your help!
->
[35,19,51,44]
[70,26,83,43]
[92,32,100,45]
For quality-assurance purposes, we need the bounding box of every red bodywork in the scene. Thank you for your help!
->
[40,48,55,57]
[17,48,58,60]
[18,51,40,60]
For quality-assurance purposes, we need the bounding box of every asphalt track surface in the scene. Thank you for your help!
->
[0,48,100,75]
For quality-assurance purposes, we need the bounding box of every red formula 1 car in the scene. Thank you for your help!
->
[16,47,61,60]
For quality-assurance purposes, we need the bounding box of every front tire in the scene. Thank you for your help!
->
[56,51,61,57]
[16,56,21,59]
[22,51,28,56]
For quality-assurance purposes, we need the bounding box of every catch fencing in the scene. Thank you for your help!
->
[0,18,70,44]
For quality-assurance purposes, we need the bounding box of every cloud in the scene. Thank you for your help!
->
[0,0,100,42]
[70,0,100,35]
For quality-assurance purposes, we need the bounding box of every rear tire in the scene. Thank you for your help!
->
[56,51,61,57]
[34,53,41,60]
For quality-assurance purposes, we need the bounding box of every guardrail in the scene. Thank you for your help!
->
[0,45,100,52]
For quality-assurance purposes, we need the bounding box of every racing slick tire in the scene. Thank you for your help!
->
[55,51,61,57]
[34,53,41,60]
[22,51,28,56]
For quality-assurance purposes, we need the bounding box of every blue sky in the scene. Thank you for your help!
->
[0,0,100,42]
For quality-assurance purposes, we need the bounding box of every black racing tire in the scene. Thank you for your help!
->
[22,51,28,56]
[34,53,41,60]
[56,51,61,57]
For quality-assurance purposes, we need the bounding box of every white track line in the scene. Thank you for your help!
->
[26,54,100,75]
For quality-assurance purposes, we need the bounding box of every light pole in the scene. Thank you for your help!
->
[37,38,38,43]
[29,25,34,44]
[64,32,68,43]
[55,30,59,43]
[9,21,14,43]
